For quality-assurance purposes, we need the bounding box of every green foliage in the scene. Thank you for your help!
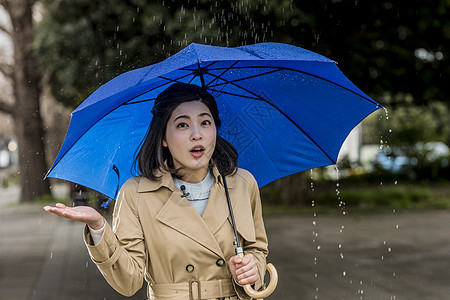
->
[310,185,430,210]
[35,0,295,107]
[363,100,450,147]
[35,0,450,109]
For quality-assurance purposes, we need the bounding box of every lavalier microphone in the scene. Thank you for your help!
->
[180,185,190,198]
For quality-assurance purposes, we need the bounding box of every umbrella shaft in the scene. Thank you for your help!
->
[222,176,241,250]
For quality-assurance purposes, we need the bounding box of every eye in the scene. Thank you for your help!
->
[176,122,188,128]
[202,120,212,126]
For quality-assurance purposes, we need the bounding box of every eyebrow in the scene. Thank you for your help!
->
[173,112,212,122]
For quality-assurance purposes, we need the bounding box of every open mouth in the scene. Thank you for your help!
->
[190,146,205,157]
[190,146,205,153]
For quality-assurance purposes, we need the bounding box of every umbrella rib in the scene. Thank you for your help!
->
[204,69,335,164]
[121,71,197,105]
[202,61,241,99]
[190,65,378,106]
[207,88,262,100]
[46,72,199,177]
[207,69,281,88]
[204,61,241,88]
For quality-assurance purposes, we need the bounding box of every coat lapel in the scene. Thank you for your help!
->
[141,167,255,258]
[202,170,256,244]
[155,180,225,258]
[201,180,229,235]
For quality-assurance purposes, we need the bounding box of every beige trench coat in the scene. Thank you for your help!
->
[84,167,269,300]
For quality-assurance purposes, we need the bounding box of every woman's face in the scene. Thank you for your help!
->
[163,101,217,183]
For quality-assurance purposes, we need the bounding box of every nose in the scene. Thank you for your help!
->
[191,125,202,141]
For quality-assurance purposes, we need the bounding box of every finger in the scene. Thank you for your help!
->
[43,206,53,212]
[235,254,255,270]
[44,207,67,218]
[55,203,67,209]
[237,272,259,285]
[242,254,254,265]
[229,255,242,266]
[235,259,258,275]
[237,264,258,278]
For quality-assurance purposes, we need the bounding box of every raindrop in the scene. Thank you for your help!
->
[317,245,321,250]
[50,252,53,259]
[383,107,389,119]
[86,261,89,268]
[312,221,316,226]
[342,271,346,276]
[395,224,399,229]
[388,247,392,252]
[338,244,342,248]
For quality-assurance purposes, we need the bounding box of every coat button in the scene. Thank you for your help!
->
[186,264,194,273]
[216,258,225,267]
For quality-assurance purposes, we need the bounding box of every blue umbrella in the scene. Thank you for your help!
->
[46,42,381,200]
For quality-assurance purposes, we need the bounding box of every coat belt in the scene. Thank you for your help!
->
[150,278,236,300]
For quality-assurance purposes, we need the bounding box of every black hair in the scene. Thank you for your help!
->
[134,82,238,181]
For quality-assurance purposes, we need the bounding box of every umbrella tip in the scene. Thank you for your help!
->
[101,198,113,209]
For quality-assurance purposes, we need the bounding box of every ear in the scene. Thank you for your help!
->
[162,139,168,147]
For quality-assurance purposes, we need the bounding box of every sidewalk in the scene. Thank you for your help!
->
[0,203,147,300]
[2,186,450,299]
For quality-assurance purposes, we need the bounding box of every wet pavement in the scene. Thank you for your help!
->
[2,186,450,299]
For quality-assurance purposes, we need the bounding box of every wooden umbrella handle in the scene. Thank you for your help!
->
[238,253,278,299]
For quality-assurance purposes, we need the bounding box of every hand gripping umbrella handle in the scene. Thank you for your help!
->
[237,252,278,299]
[222,175,278,298]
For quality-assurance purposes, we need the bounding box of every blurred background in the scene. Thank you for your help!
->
[1,1,449,299]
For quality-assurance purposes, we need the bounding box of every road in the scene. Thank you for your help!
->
[1,195,450,299]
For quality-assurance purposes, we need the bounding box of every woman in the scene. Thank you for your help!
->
[44,82,269,300]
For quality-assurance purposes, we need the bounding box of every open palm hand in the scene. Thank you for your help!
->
[44,203,105,230]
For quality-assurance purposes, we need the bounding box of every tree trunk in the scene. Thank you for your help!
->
[7,0,50,202]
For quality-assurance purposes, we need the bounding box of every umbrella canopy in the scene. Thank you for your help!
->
[47,42,381,199]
